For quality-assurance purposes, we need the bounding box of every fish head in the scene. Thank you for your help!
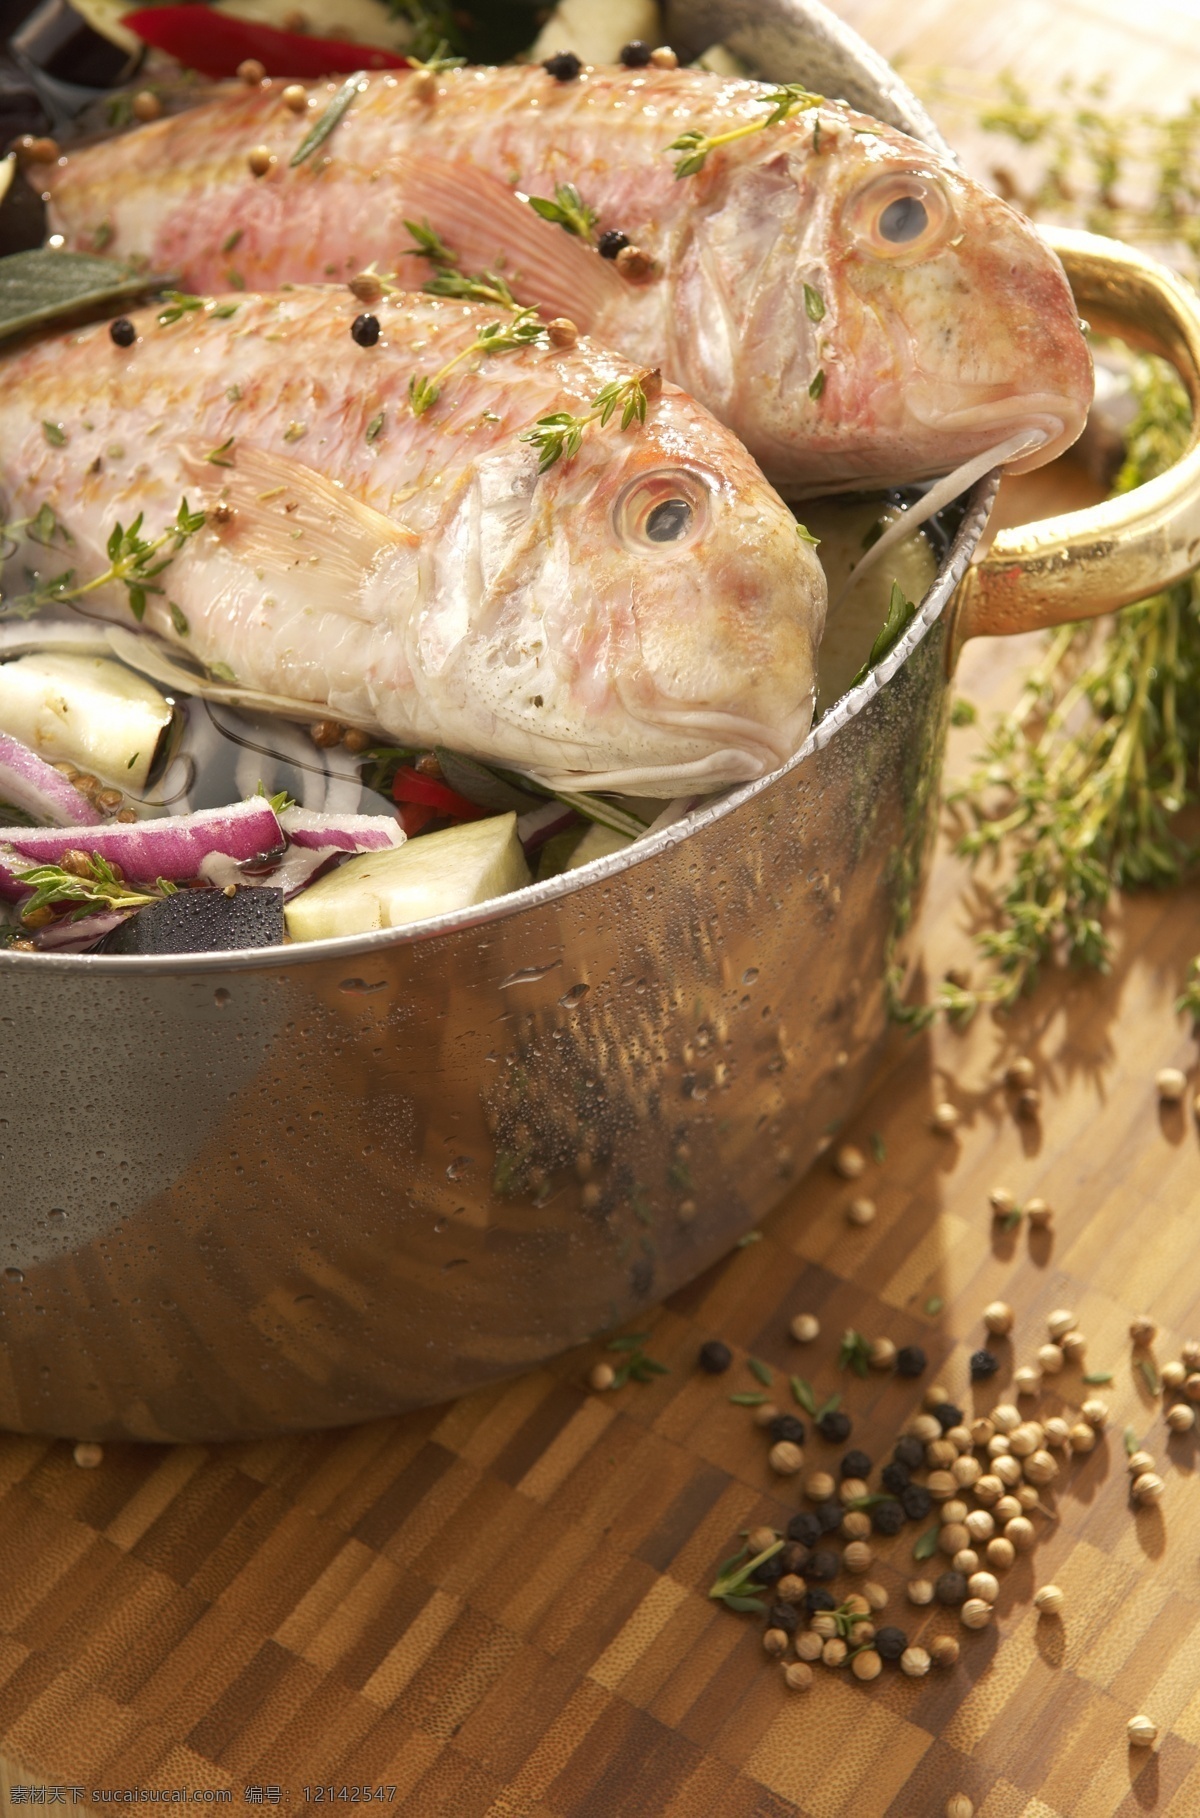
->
[418,379,826,796]
[685,114,1093,493]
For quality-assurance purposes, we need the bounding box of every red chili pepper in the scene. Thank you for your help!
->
[391,766,488,821]
[121,8,409,80]
[395,801,438,839]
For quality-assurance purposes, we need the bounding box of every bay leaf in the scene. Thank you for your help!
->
[0,248,165,345]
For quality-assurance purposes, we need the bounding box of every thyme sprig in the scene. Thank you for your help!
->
[708,1538,784,1613]
[11,852,172,922]
[605,1331,669,1387]
[402,220,522,310]
[521,373,655,472]
[668,83,823,178]
[0,497,205,622]
[527,182,597,242]
[838,1329,871,1378]
[408,308,546,416]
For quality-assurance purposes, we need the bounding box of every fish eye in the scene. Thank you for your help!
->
[613,469,708,553]
[879,195,927,243]
[850,171,952,262]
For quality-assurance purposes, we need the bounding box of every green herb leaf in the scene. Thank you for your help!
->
[747,1357,773,1386]
[10,851,160,922]
[851,581,919,688]
[156,290,205,326]
[41,421,66,447]
[1124,1426,1139,1456]
[527,182,598,242]
[790,1376,817,1415]
[403,218,458,268]
[870,1132,886,1163]
[1083,1371,1114,1385]
[365,411,385,445]
[668,84,822,177]
[838,1329,871,1378]
[290,74,366,167]
[221,229,243,254]
[721,1592,767,1613]
[729,1391,767,1406]
[606,1333,651,1351]
[205,437,235,467]
[0,248,162,346]
[815,1392,842,1420]
[808,367,825,399]
[736,1231,763,1248]
[913,1526,940,1560]
[168,601,189,636]
[950,698,978,727]
[925,1297,944,1317]
[803,282,825,322]
[1139,1359,1162,1395]
[795,521,820,546]
[211,302,240,320]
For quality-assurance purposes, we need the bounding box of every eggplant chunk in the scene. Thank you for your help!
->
[96,885,284,954]
[285,812,530,942]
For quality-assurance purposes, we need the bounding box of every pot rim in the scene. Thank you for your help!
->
[1,473,998,975]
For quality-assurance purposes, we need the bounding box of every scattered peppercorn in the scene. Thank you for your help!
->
[619,39,652,65]
[542,51,583,80]
[1005,1056,1035,1089]
[790,1313,820,1343]
[868,1337,897,1370]
[873,1625,908,1661]
[787,1511,820,1548]
[896,1345,927,1378]
[247,145,274,177]
[806,1548,840,1581]
[983,1300,1014,1336]
[840,1449,873,1480]
[769,1440,804,1475]
[893,1435,925,1471]
[72,1441,103,1468]
[109,317,136,348]
[804,1587,837,1613]
[588,1362,615,1392]
[698,1340,732,1374]
[970,1349,1000,1380]
[15,134,60,164]
[814,1500,843,1534]
[766,1600,799,1634]
[756,1552,785,1584]
[649,45,678,67]
[881,1462,910,1494]
[132,90,162,122]
[763,1626,789,1658]
[935,1571,968,1607]
[237,58,266,83]
[932,1402,964,1432]
[597,229,630,259]
[817,1409,852,1443]
[870,1499,905,1537]
[352,313,381,347]
[282,83,309,113]
[901,1484,933,1521]
[833,1142,865,1178]
[930,1635,960,1667]
[546,317,578,347]
[1128,1715,1158,1747]
[766,1416,804,1449]
[901,1646,931,1677]
[783,1661,813,1691]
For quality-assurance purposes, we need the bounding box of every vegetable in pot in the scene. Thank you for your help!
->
[285,812,530,942]
[95,885,284,953]
[0,653,173,789]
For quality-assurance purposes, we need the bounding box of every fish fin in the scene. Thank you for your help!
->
[178,441,417,596]
[105,625,379,730]
[385,152,621,331]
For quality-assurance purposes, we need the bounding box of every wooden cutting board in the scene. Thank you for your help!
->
[1,455,1200,1815]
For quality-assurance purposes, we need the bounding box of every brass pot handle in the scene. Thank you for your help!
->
[951,226,1200,651]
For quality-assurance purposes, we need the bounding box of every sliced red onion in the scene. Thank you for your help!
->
[0,731,102,829]
[517,799,580,856]
[280,807,403,853]
[0,797,283,900]
[199,842,339,900]
[33,910,132,952]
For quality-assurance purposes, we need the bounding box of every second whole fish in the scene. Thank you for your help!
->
[0,287,825,795]
[40,64,1094,496]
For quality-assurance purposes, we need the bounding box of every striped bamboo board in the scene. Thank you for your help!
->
[1,465,1200,1813]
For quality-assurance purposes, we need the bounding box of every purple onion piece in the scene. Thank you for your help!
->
[0,731,102,829]
[0,797,284,901]
[32,910,132,952]
[200,841,340,900]
[517,799,580,856]
[279,806,403,852]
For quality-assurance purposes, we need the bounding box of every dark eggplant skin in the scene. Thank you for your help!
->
[95,885,284,954]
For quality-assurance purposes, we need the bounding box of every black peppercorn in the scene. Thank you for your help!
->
[893,1435,925,1471]
[351,313,380,347]
[109,317,135,347]
[870,1499,905,1536]
[970,1348,1000,1380]
[619,39,652,65]
[900,1484,932,1521]
[896,1345,927,1378]
[757,1552,785,1584]
[932,1402,964,1432]
[769,1413,807,1447]
[767,1600,800,1634]
[881,1461,911,1495]
[786,1511,820,1548]
[814,1500,843,1534]
[840,1449,873,1480]
[817,1409,852,1443]
[874,1625,908,1661]
[806,1548,840,1581]
[597,229,630,259]
[805,1586,837,1614]
[542,50,582,81]
[698,1340,732,1374]
[935,1571,968,1607]
[780,1541,810,1574]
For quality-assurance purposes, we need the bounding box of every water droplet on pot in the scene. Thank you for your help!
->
[213,988,231,1007]
[4,1268,23,1283]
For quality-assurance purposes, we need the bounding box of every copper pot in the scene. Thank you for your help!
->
[2,2,1200,1440]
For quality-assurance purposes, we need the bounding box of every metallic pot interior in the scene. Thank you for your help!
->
[0,1,999,1441]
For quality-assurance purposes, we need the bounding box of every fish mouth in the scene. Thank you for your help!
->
[528,704,807,797]
[905,388,1089,471]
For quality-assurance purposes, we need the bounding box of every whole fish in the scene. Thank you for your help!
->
[0,287,824,795]
[40,65,1093,495]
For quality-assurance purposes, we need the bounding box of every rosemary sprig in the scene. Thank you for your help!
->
[10,852,166,922]
[290,74,367,167]
[521,372,655,471]
[408,309,545,416]
[708,1538,784,1612]
[0,497,205,622]
[527,183,597,242]
[668,84,822,177]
